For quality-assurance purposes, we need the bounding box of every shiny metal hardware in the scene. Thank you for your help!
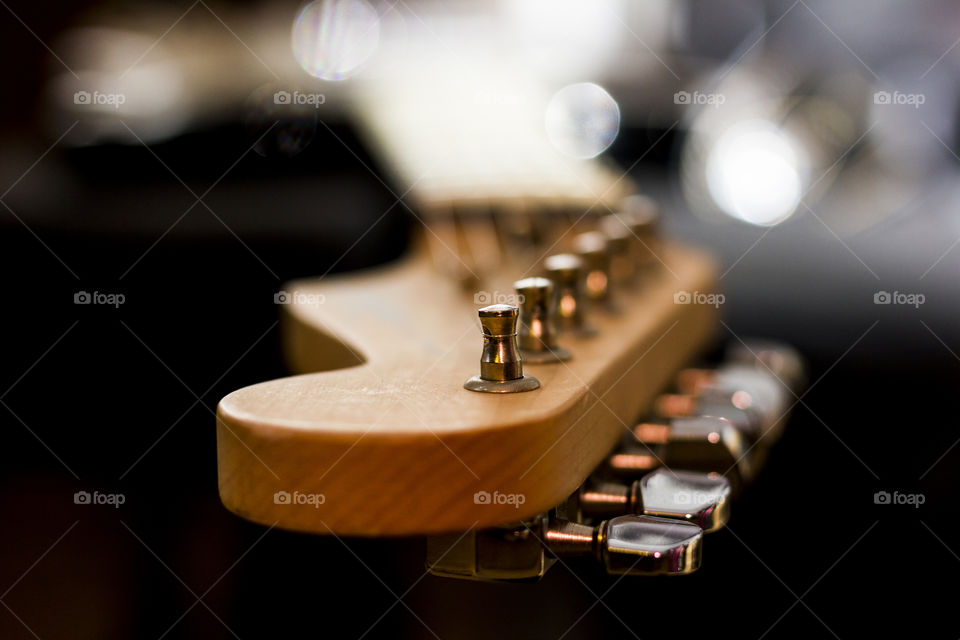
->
[513,277,571,363]
[543,253,595,337]
[609,416,753,490]
[579,469,731,533]
[464,304,540,393]
[426,519,554,581]
[546,515,702,576]
[656,393,766,441]
[599,215,636,285]
[619,194,661,270]
[572,231,616,309]
[426,512,702,580]
[676,364,790,439]
[726,339,807,392]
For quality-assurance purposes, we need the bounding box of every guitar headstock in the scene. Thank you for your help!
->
[216,39,805,578]
[216,199,722,536]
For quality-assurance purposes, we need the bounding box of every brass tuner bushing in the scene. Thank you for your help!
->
[572,231,617,311]
[514,277,571,364]
[543,253,595,337]
[464,304,540,393]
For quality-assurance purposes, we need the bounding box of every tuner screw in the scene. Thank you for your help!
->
[514,277,571,364]
[543,254,595,337]
[464,304,540,393]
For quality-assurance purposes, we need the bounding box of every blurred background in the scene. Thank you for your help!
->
[2,0,958,637]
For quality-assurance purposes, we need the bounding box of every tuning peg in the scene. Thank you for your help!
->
[676,364,791,438]
[725,339,807,392]
[546,515,702,576]
[464,304,540,393]
[426,512,702,580]
[543,253,595,337]
[572,232,616,310]
[609,416,753,490]
[656,393,768,442]
[514,277,571,363]
[599,215,636,286]
[618,194,661,271]
[579,469,731,532]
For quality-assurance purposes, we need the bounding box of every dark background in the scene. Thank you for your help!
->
[2,1,958,639]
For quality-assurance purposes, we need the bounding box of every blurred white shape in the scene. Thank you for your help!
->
[545,82,620,159]
[705,120,806,226]
[46,26,192,144]
[499,0,627,80]
[292,0,380,81]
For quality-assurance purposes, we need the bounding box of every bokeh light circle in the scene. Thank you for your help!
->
[544,82,620,159]
[292,0,380,81]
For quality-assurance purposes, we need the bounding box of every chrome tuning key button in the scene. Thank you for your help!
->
[464,304,540,393]
[546,515,702,576]
[514,277,571,363]
[656,393,766,441]
[543,253,595,337]
[579,469,731,533]
[572,231,616,309]
[726,339,807,392]
[609,416,753,492]
[677,364,791,442]
[636,417,753,481]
